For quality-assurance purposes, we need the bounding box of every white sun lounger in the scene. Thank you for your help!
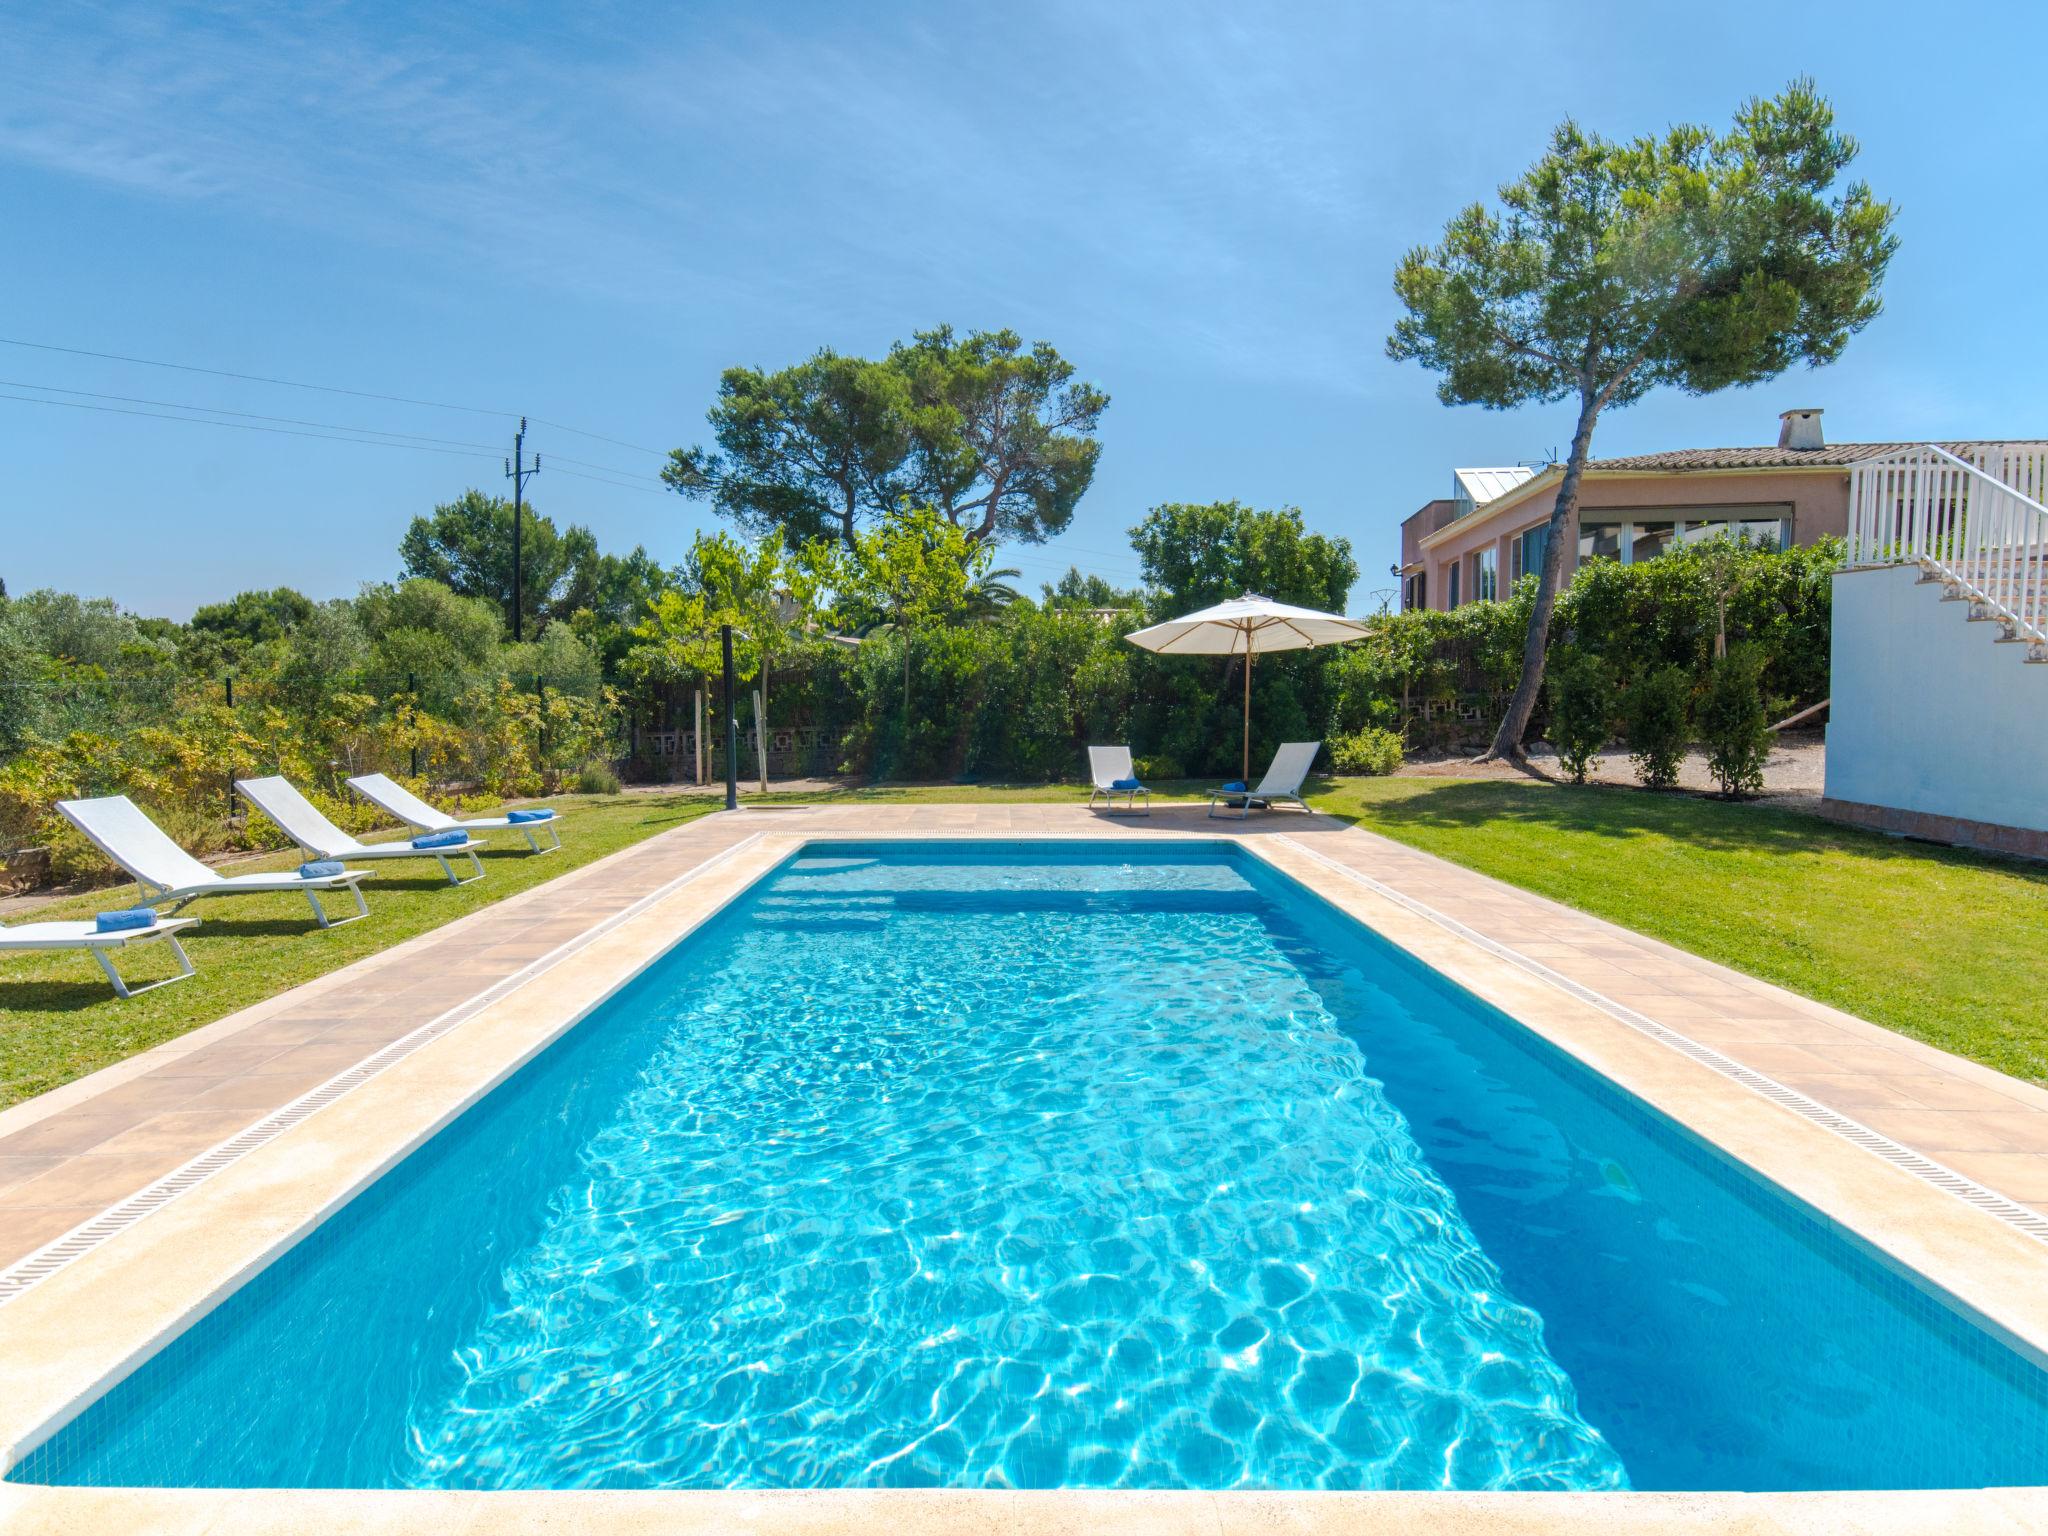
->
[344,773,564,853]
[1086,745,1149,815]
[57,796,370,928]
[237,776,486,886]
[0,912,199,998]
[1208,741,1321,819]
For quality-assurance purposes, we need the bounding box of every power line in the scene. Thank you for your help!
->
[544,451,670,484]
[523,416,665,458]
[0,389,502,460]
[546,464,677,497]
[0,335,668,457]
[0,377,503,450]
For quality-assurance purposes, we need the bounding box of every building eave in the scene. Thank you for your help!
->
[1416,465,1561,550]
[1414,459,1857,552]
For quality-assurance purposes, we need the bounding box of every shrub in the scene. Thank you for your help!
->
[576,758,622,795]
[1134,753,1184,781]
[1698,643,1773,798]
[1624,666,1691,790]
[1328,726,1403,776]
[1544,649,1614,785]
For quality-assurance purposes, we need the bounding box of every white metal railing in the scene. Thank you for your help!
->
[1846,443,2048,648]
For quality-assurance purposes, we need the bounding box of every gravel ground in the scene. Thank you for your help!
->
[1396,729,1827,811]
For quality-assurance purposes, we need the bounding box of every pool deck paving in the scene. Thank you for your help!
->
[2,802,2047,1533]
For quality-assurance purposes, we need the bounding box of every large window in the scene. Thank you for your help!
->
[1513,524,1549,583]
[1575,505,1791,568]
[1578,522,1622,564]
[1474,546,1498,602]
[1447,560,1460,609]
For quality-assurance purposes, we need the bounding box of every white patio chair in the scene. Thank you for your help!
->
[57,796,370,928]
[1207,741,1322,819]
[238,776,486,886]
[344,773,565,854]
[1086,745,1149,815]
[0,912,199,998]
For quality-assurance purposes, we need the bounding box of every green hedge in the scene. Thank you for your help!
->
[740,540,1836,784]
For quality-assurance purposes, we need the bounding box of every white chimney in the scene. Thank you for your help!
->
[1778,408,1824,451]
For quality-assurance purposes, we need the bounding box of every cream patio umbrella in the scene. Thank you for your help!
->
[1122,594,1373,784]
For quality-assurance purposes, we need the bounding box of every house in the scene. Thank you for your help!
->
[1396,409,2029,610]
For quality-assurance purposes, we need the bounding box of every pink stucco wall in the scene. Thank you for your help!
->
[1414,468,1851,610]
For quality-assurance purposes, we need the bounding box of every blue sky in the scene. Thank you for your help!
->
[2,0,2039,618]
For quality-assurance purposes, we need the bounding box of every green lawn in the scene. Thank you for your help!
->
[5,775,2044,1108]
[0,792,750,1106]
[1305,777,2048,1086]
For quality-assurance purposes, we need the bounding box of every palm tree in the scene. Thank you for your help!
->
[959,566,1023,621]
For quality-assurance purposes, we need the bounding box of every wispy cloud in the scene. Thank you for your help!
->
[0,2,1467,387]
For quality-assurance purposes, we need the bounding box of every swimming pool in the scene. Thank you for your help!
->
[12,840,2048,1491]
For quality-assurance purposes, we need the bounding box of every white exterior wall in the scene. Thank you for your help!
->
[1827,566,2048,835]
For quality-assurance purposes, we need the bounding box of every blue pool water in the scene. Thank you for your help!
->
[15,842,2048,1491]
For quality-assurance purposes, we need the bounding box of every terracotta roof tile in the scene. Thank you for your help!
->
[1586,441,2021,473]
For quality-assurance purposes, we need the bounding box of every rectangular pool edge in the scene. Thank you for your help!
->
[3,828,2047,1515]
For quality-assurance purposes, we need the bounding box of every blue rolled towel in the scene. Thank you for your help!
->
[411,830,467,850]
[1111,777,1143,791]
[298,860,345,879]
[507,808,555,824]
[95,907,157,934]
[1222,781,1248,793]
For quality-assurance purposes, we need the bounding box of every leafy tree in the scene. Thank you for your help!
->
[273,601,369,712]
[1699,644,1773,797]
[399,489,599,638]
[356,578,504,707]
[1624,665,1691,789]
[624,586,720,783]
[1388,79,1896,762]
[819,502,991,717]
[504,624,605,698]
[1129,502,1357,615]
[1042,567,1143,610]
[666,328,1106,552]
[558,546,669,678]
[693,530,820,788]
[190,587,315,650]
[1,590,153,672]
[1545,649,1614,784]
[625,532,823,787]
[664,350,913,550]
[891,326,1108,546]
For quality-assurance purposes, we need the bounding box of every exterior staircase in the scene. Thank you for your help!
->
[1845,443,2048,662]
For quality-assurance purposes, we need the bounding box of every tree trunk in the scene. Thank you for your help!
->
[759,663,771,793]
[668,682,686,784]
[1480,393,1602,763]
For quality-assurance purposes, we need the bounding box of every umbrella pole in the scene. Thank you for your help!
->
[1242,631,1252,784]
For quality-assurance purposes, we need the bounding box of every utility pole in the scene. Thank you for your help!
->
[505,418,541,641]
